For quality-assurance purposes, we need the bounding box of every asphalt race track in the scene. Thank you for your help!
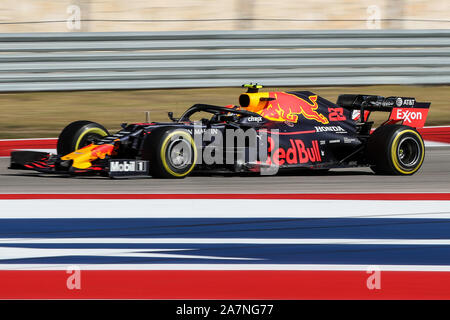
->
[0,147,449,194]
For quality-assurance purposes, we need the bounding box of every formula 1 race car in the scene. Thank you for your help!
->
[10,84,431,178]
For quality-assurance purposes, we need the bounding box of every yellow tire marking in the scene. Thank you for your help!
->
[74,127,108,150]
[390,129,424,175]
[160,130,197,178]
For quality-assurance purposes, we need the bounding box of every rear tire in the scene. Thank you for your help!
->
[142,129,197,178]
[57,120,109,155]
[366,125,425,175]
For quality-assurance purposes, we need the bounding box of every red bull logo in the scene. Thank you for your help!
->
[266,137,322,166]
[258,93,329,124]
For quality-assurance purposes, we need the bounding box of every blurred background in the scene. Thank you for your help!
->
[0,0,449,31]
[0,0,448,137]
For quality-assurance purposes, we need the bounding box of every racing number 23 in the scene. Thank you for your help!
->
[328,107,346,121]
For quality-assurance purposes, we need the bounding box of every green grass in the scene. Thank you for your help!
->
[0,85,448,139]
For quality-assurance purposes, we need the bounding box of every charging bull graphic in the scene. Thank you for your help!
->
[241,92,329,124]
[61,143,115,169]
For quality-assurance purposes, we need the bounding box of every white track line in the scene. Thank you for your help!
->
[0,138,56,142]
[425,141,450,147]
[0,199,448,219]
[0,238,450,245]
[1,263,450,271]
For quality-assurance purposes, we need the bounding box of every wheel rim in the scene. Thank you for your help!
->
[166,138,193,170]
[397,136,421,169]
[78,133,103,148]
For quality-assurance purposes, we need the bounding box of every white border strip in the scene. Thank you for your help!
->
[1,238,450,245]
[0,138,56,142]
[425,140,450,147]
[14,148,56,153]
[0,199,449,219]
[0,263,450,271]
[423,125,450,129]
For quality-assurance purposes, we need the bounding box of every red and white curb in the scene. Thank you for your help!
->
[0,138,57,157]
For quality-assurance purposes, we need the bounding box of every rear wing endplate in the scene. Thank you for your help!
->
[337,94,430,128]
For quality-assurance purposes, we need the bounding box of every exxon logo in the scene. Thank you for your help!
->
[396,109,423,124]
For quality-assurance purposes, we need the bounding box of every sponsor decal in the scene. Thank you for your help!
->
[187,128,219,135]
[110,161,139,172]
[389,107,428,128]
[109,160,148,176]
[266,138,322,166]
[403,99,415,106]
[328,140,340,144]
[344,137,357,144]
[382,100,394,107]
[315,126,346,133]
[396,109,422,123]
[246,116,263,123]
[395,98,415,107]
[110,160,147,172]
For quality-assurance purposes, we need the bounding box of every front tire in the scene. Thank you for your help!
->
[366,125,425,175]
[142,129,197,178]
[57,120,109,155]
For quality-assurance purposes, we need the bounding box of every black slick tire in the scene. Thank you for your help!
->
[366,124,425,175]
[57,120,109,156]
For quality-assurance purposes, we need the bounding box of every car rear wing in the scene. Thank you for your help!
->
[336,94,431,128]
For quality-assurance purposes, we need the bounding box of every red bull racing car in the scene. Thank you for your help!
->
[10,84,431,178]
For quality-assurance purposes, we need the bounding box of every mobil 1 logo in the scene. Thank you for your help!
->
[108,159,149,177]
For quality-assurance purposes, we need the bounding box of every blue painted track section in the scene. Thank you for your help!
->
[0,218,449,239]
[0,218,449,266]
